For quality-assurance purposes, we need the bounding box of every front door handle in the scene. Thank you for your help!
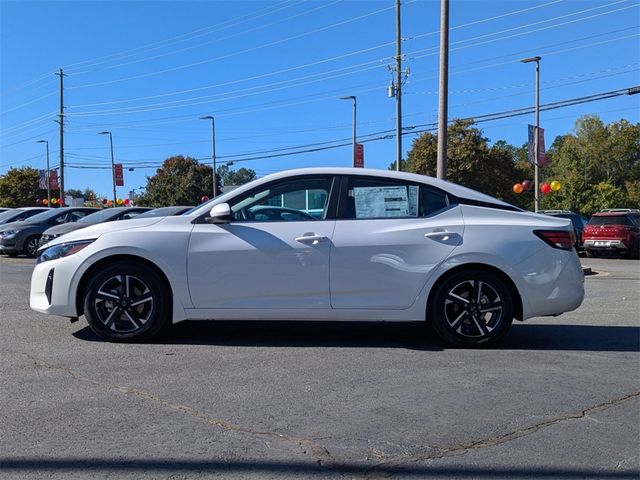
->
[424,231,453,240]
[295,234,328,245]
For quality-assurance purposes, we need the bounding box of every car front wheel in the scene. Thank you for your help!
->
[429,269,514,347]
[23,235,41,258]
[83,262,170,342]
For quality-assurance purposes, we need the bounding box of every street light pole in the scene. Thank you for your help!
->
[521,56,542,212]
[339,96,356,167]
[200,116,217,197]
[36,140,51,206]
[98,131,117,205]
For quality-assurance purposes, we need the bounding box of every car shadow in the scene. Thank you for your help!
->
[73,321,640,352]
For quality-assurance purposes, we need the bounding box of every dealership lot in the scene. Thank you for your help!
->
[1,257,638,479]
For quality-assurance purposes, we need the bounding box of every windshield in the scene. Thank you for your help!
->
[0,210,18,222]
[78,209,120,223]
[136,207,187,218]
[588,215,630,226]
[25,209,65,223]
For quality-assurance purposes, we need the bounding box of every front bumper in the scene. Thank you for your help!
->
[0,237,20,254]
[30,256,83,317]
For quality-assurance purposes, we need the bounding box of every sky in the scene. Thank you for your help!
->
[1,0,639,201]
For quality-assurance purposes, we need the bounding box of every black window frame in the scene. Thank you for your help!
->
[200,174,339,223]
[335,175,453,220]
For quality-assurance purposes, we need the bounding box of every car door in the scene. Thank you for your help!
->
[330,175,464,310]
[188,175,337,309]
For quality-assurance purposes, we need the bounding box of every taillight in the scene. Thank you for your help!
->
[534,230,575,250]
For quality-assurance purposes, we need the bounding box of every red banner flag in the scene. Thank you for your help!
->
[354,143,364,168]
[49,169,59,190]
[114,164,124,186]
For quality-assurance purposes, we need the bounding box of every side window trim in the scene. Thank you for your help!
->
[223,174,338,223]
[337,175,452,220]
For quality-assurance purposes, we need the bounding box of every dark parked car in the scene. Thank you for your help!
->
[134,206,194,218]
[0,207,98,257]
[0,207,51,226]
[583,209,640,259]
[40,207,151,246]
[539,210,587,251]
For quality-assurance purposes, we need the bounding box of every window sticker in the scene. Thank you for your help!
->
[354,185,418,218]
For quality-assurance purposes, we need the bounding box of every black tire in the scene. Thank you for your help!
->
[624,240,640,260]
[23,235,41,258]
[429,269,514,348]
[83,261,170,342]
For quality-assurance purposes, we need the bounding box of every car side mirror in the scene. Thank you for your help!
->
[208,203,232,224]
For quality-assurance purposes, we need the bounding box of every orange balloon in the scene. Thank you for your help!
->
[42,199,49,205]
[513,183,524,194]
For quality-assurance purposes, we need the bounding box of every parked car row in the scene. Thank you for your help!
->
[0,206,193,258]
[539,208,639,259]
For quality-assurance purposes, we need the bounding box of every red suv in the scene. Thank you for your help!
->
[583,209,640,259]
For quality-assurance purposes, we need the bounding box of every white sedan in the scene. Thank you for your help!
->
[30,168,584,347]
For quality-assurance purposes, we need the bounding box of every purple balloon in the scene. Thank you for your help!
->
[522,180,531,191]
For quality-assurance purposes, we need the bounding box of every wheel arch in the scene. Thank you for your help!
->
[426,263,523,322]
[75,254,173,317]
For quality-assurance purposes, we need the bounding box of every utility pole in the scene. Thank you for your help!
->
[55,68,66,205]
[339,96,357,166]
[98,131,117,204]
[395,0,402,172]
[200,116,217,197]
[436,0,449,180]
[36,140,51,205]
[521,56,542,212]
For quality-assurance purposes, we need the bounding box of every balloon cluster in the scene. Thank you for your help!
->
[36,198,60,206]
[512,180,561,195]
[101,198,131,207]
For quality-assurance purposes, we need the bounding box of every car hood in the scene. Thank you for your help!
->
[0,220,38,233]
[42,222,89,236]
[40,217,166,247]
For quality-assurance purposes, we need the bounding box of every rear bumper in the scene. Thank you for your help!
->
[584,239,629,251]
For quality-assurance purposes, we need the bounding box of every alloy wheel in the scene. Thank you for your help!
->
[443,279,504,339]
[94,274,154,333]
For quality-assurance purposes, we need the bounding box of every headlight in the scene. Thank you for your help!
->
[0,230,16,238]
[36,240,95,264]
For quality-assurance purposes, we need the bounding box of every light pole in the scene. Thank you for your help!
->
[339,96,356,167]
[98,131,117,205]
[200,116,217,197]
[36,140,51,205]
[521,55,542,212]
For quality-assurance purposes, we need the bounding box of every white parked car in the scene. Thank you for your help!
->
[30,168,584,346]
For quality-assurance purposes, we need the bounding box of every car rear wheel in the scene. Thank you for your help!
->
[429,270,514,347]
[83,262,170,342]
[23,235,41,258]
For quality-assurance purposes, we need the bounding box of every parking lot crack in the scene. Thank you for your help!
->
[366,391,640,478]
[21,353,332,465]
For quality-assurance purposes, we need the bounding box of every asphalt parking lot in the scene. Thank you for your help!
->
[1,256,638,479]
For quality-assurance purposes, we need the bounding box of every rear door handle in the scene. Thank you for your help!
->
[295,234,328,244]
[424,231,453,240]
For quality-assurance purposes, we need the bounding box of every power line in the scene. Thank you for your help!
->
[67,2,398,90]
[58,86,638,170]
[62,0,300,71]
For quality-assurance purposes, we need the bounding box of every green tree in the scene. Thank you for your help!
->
[0,167,47,207]
[400,119,530,207]
[136,156,220,207]
[65,188,84,198]
[217,165,257,187]
[542,116,639,215]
